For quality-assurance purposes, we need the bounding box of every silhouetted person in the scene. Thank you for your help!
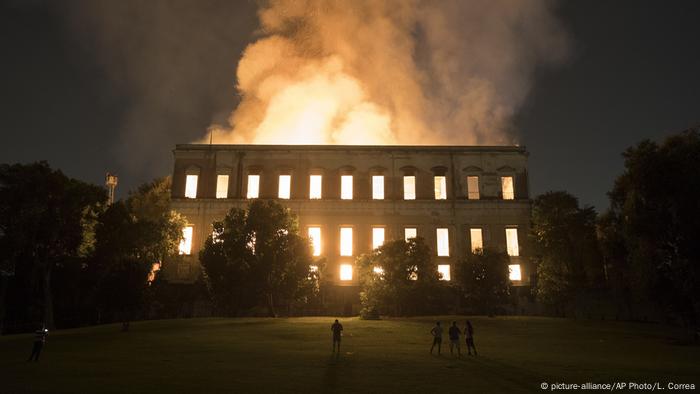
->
[28,326,48,362]
[331,319,343,353]
[430,321,443,355]
[448,321,462,357]
[465,320,477,356]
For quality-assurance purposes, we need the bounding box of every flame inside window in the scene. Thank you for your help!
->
[278,175,291,199]
[470,228,483,253]
[308,227,321,256]
[403,176,416,200]
[340,227,353,256]
[309,175,322,199]
[185,175,198,199]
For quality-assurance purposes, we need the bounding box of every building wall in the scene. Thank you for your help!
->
[167,145,532,295]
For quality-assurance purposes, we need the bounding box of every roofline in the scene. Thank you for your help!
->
[174,144,528,153]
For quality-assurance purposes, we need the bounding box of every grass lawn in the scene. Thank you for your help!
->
[1,316,699,393]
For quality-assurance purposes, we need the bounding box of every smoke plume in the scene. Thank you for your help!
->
[210,0,569,145]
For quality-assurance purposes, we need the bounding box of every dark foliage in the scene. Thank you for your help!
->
[454,248,511,316]
[199,200,319,316]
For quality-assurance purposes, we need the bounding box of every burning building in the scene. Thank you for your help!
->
[166,144,531,311]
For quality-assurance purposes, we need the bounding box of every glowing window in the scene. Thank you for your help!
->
[308,227,321,256]
[341,175,353,200]
[436,228,450,257]
[470,228,483,253]
[340,264,353,281]
[215,175,229,199]
[509,264,522,281]
[467,176,479,200]
[372,227,385,250]
[403,176,416,200]
[309,175,322,199]
[340,227,353,256]
[373,266,384,275]
[372,175,384,200]
[434,176,447,200]
[184,175,198,199]
[247,175,260,199]
[506,228,519,256]
[404,228,417,241]
[438,264,451,281]
[179,226,193,255]
[278,175,291,199]
[501,176,514,200]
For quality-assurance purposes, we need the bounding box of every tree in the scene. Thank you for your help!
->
[200,200,317,316]
[602,128,700,333]
[530,191,604,316]
[454,249,511,316]
[0,162,105,331]
[357,237,447,317]
[91,177,184,326]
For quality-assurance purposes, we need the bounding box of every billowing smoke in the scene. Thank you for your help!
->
[210,0,569,145]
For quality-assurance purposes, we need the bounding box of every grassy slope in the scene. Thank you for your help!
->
[1,317,698,393]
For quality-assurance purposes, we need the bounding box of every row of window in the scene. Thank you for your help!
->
[183,174,516,200]
[334,261,523,282]
[179,225,520,260]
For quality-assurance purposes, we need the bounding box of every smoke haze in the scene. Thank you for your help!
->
[63,0,567,178]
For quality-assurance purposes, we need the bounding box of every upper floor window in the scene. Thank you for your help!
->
[184,175,198,199]
[436,228,450,256]
[501,176,514,200]
[179,226,193,255]
[278,175,291,199]
[403,176,416,200]
[470,228,483,253]
[372,175,384,200]
[247,175,260,199]
[216,175,229,199]
[341,175,353,200]
[404,227,417,241]
[309,175,322,199]
[506,228,519,256]
[372,227,385,250]
[467,176,480,200]
[434,176,447,200]
[308,226,321,256]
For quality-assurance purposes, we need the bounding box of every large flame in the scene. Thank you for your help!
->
[208,0,568,145]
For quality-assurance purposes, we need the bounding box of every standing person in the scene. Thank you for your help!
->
[27,326,48,362]
[465,320,477,356]
[430,321,443,355]
[331,319,343,353]
[448,321,462,357]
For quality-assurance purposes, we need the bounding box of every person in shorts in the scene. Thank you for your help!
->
[448,321,462,357]
[331,319,343,353]
[430,321,443,355]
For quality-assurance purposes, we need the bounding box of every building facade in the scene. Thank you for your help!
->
[167,144,532,310]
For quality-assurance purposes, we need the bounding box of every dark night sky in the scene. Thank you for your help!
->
[1,0,699,211]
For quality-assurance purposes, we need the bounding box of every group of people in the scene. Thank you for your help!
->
[430,320,477,357]
[330,319,477,358]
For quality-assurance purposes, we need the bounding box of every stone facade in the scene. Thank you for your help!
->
[167,144,532,309]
